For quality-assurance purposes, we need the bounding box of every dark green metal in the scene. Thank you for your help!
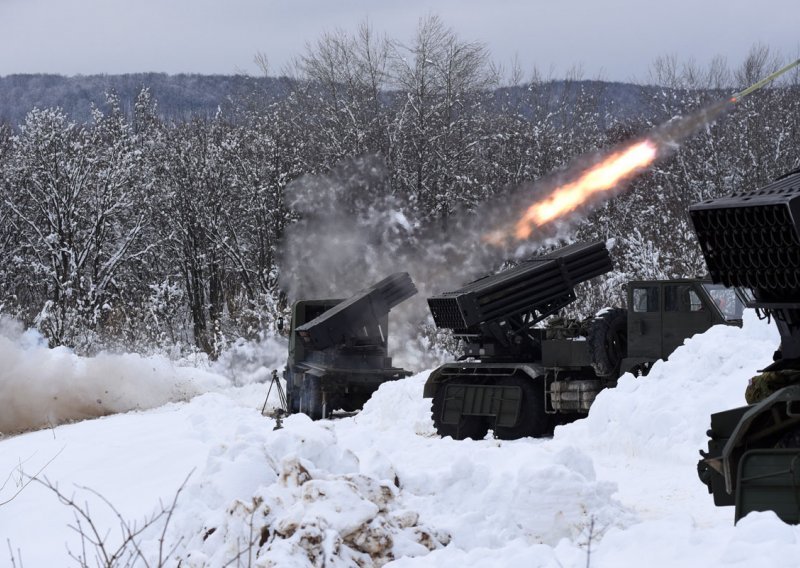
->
[424,241,741,440]
[736,450,800,523]
[692,169,800,523]
[624,279,733,366]
[441,383,522,428]
[541,340,592,368]
[284,273,417,420]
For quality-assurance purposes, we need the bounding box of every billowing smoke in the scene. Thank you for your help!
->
[0,318,227,434]
[277,99,740,370]
[280,156,418,300]
[278,156,558,370]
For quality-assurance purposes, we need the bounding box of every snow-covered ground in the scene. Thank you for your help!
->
[3,311,800,567]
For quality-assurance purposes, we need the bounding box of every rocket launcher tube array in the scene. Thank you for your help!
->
[296,272,417,351]
[428,241,613,331]
[689,171,800,294]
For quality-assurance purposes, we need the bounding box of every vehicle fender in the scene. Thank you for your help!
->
[422,362,544,398]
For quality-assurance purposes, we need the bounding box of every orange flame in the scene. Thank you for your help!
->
[513,140,658,240]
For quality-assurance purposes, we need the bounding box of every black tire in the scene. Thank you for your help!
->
[431,382,490,440]
[493,376,553,440]
[588,307,628,378]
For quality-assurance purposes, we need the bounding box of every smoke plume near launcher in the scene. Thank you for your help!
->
[489,58,800,244]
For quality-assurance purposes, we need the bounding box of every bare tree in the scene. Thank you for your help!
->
[706,55,732,90]
[734,43,782,87]
[390,14,497,224]
[293,19,392,162]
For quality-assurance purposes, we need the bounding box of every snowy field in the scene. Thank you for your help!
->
[3,311,800,567]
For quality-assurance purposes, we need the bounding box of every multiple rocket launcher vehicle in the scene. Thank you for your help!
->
[284,169,800,524]
[284,61,800,523]
[692,169,800,523]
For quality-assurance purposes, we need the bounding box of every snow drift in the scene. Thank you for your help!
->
[5,310,800,568]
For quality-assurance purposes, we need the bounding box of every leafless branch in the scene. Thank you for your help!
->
[6,538,23,568]
[34,469,193,568]
[0,447,64,507]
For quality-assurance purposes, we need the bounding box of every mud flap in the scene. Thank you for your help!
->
[735,449,800,523]
[441,383,522,428]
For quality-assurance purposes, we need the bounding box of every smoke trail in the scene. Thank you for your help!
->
[503,55,800,240]
[486,99,736,244]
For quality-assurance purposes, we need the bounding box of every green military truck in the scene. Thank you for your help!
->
[423,241,743,440]
[691,168,800,523]
[284,272,417,419]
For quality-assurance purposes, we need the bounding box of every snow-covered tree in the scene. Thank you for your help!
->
[389,15,497,225]
[2,99,150,348]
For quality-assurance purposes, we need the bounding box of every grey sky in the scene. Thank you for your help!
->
[0,0,796,82]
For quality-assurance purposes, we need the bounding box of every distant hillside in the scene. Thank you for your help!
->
[0,73,289,125]
[0,73,656,128]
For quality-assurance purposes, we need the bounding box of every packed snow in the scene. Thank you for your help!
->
[3,310,800,567]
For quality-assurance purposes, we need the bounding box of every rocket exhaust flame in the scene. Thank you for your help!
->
[514,140,657,239]
[491,58,800,244]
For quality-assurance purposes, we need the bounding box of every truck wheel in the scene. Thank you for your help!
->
[493,376,552,439]
[431,382,490,440]
[588,308,627,377]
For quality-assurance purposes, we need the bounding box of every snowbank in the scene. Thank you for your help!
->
[146,373,631,566]
[556,309,780,462]
[171,411,451,567]
[5,310,800,568]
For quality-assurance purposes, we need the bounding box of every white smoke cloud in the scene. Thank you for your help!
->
[277,155,564,370]
[0,317,228,434]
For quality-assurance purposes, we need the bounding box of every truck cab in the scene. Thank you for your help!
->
[622,279,743,374]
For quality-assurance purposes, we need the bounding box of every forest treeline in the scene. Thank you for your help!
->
[0,17,798,359]
[0,73,290,126]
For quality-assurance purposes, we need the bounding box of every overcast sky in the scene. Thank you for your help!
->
[0,0,797,82]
